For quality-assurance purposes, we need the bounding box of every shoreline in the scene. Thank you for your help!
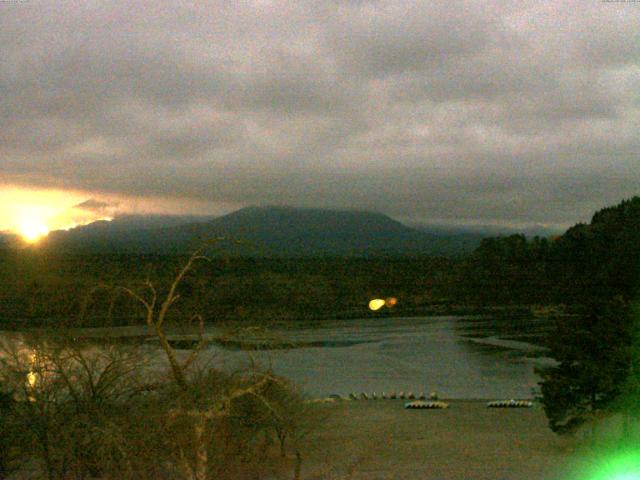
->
[0,303,577,330]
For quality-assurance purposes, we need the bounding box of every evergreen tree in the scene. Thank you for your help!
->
[613,301,640,438]
[536,298,633,434]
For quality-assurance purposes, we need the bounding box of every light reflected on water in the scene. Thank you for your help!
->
[27,349,38,402]
[26,371,37,387]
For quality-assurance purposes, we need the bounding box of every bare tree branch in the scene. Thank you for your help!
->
[157,249,211,329]
[182,314,207,373]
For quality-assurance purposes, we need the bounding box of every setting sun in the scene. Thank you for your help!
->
[0,185,114,243]
[19,219,50,243]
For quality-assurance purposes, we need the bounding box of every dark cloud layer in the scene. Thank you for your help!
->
[1,0,639,226]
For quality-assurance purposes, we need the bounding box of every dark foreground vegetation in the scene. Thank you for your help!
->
[0,335,318,480]
[0,254,319,480]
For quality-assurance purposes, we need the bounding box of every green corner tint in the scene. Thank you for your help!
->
[573,449,640,480]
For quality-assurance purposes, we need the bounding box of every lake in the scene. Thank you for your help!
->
[193,315,553,399]
[2,315,554,399]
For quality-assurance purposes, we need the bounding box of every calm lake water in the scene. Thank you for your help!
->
[3,315,553,399]
[194,315,552,399]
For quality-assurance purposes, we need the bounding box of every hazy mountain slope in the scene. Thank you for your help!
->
[41,206,483,257]
[42,214,215,254]
[408,222,563,239]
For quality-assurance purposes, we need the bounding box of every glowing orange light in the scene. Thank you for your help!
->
[369,299,385,311]
[19,219,49,243]
[385,297,398,307]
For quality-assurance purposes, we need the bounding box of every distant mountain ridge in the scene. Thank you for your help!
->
[38,206,485,257]
[408,222,564,238]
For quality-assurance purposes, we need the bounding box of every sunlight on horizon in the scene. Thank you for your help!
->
[19,219,50,243]
[0,186,100,242]
[0,185,238,243]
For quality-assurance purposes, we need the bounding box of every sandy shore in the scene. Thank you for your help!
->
[299,399,574,480]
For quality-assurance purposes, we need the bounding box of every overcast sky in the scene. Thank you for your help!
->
[1,0,639,228]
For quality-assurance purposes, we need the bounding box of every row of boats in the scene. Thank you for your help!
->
[404,399,533,409]
[348,392,432,401]
[344,393,534,409]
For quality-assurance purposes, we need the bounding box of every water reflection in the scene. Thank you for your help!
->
[26,370,37,387]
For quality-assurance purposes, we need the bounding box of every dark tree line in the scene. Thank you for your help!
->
[459,234,552,305]
[536,298,635,434]
[460,196,640,305]
[0,254,458,327]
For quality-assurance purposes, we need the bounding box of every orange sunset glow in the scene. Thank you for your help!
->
[19,219,50,243]
[0,186,111,243]
[0,185,232,243]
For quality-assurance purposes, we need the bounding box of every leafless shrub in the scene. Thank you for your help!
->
[0,331,153,480]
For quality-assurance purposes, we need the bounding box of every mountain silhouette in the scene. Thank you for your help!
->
[39,206,484,257]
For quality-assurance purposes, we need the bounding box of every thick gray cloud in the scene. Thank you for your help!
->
[1,0,639,226]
